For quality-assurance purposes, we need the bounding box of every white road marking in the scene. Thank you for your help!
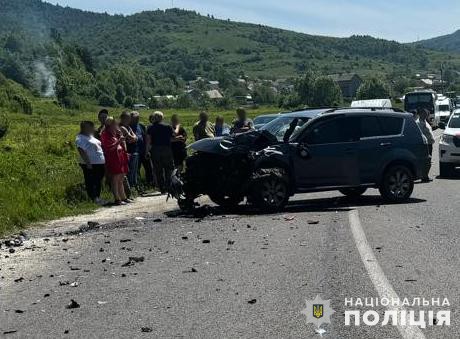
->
[348,209,426,339]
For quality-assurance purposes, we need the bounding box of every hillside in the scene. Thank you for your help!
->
[1,0,459,78]
[417,30,460,53]
[2,0,460,108]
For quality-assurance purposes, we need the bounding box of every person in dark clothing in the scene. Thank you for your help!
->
[95,109,109,140]
[76,121,107,206]
[171,114,188,172]
[130,111,155,189]
[193,111,215,141]
[231,107,254,134]
[146,111,174,194]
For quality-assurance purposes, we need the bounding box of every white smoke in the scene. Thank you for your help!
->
[33,59,56,97]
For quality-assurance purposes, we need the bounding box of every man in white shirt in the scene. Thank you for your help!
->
[76,121,107,205]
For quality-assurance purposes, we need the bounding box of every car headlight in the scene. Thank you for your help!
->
[441,134,454,144]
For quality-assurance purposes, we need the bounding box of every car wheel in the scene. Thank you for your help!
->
[250,168,289,212]
[339,187,367,198]
[379,165,414,203]
[440,162,455,178]
[208,194,242,208]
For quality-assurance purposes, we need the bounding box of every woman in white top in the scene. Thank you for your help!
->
[76,121,106,205]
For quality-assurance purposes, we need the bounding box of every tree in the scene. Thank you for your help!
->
[295,72,316,105]
[311,77,342,107]
[98,94,117,107]
[115,84,126,104]
[123,96,134,108]
[356,78,390,100]
[253,84,276,104]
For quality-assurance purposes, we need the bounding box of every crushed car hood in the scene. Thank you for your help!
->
[189,130,278,155]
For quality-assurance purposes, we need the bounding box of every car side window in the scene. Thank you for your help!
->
[360,116,383,138]
[304,117,359,145]
[379,117,404,135]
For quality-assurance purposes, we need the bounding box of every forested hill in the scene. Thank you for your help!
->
[417,30,460,53]
[2,0,460,110]
[1,0,457,79]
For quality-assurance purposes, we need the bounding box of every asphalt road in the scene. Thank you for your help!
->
[0,133,458,339]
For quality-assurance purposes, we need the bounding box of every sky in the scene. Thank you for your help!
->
[44,0,460,42]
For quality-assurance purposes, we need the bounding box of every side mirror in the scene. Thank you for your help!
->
[439,122,446,130]
[297,143,310,159]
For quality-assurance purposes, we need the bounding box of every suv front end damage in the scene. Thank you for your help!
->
[169,130,291,210]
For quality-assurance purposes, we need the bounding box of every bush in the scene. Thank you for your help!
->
[98,94,117,107]
[0,114,9,139]
[12,94,33,114]
[60,95,81,109]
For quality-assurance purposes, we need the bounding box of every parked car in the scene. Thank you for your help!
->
[439,110,460,177]
[170,108,429,211]
[253,113,280,130]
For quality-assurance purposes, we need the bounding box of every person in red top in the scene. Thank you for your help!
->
[100,117,129,205]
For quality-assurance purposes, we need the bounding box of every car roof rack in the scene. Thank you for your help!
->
[323,107,405,114]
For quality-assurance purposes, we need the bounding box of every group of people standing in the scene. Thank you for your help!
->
[76,107,254,205]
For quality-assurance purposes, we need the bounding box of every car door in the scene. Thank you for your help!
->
[358,115,405,183]
[293,115,360,188]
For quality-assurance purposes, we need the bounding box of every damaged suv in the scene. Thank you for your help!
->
[170,108,430,211]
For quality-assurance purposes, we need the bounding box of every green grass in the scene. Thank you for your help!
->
[0,99,278,235]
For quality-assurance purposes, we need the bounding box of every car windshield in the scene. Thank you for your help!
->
[254,115,278,125]
[448,115,460,128]
[260,116,310,142]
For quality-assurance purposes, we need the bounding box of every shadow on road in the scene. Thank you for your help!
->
[166,194,426,219]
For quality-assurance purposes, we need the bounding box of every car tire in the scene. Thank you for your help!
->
[379,165,414,203]
[439,162,455,178]
[339,187,367,198]
[208,194,242,208]
[249,168,290,212]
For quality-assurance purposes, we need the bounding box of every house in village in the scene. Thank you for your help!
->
[329,73,363,99]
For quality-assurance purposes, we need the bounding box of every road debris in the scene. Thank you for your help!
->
[141,327,153,333]
[66,299,80,309]
[121,256,145,267]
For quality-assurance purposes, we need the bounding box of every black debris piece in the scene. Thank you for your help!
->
[120,239,131,243]
[202,240,210,244]
[14,277,24,283]
[3,330,17,335]
[153,218,162,223]
[66,299,80,309]
[141,327,153,333]
[182,267,198,273]
[248,299,257,304]
[121,256,145,267]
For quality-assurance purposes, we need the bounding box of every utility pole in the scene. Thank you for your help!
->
[441,63,445,94]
